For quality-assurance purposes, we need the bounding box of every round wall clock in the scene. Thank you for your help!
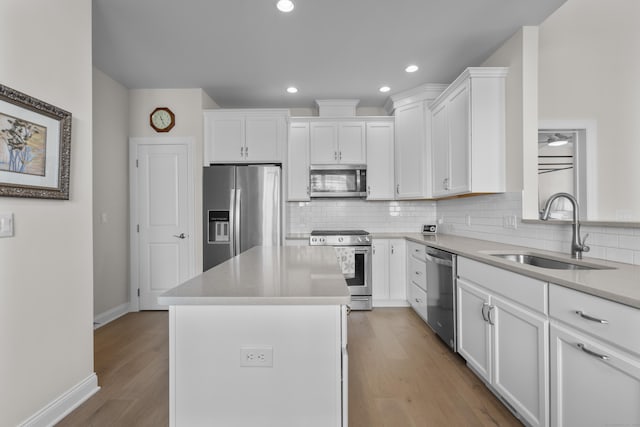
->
[150,107,175,132]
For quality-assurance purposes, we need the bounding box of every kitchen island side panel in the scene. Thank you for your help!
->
[171,304,343,427]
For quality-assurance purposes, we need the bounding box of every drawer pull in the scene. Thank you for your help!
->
[575,310,609,324]
[415,271,422,275]
[415,298,420,303]
[577,343,609,361]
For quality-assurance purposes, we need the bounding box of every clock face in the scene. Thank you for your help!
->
[150,107,175,132]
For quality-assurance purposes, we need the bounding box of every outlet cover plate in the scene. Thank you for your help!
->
[0,212,14,237]
[240,346,273,367]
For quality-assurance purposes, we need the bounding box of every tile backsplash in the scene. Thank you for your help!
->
[287,199,437,233]
[437,192,640,266]
[287,193,640,266]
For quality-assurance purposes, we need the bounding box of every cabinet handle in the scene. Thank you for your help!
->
[577,343,609,361]
[367,185,370,196]
[245,146,249,157]
[334,151,338,160]
[306,185,310,196]
[414,248,421,254]
[575,310,608,324]
[415,271,421,276]
[488,305,495,325]
[240,146,244,157]
[415,298,420,303]
[339,151,342,160]
[396,184,400,194]
[391,246,395,254]
[481,303,490,322]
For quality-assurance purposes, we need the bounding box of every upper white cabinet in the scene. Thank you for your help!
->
[394,102,427,199]
[549,284,640,427]
[457,257,549,427]
[391,84,446,199]
[287,120,310,201]
[365,120,395,200]
[204,109,288,165]
[429,68,507,197]
[310,121,366,164]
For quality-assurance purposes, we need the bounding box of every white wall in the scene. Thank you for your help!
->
[93,68,130,321]
[129,89,217,274]
[536,0,640,221]
[481,26,538,193]
[0,1,96,425]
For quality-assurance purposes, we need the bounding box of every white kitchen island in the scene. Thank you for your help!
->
[158,246,350,427]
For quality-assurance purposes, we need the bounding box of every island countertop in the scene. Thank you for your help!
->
[158,246,350,306]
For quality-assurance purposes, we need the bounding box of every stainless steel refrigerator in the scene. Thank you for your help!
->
[203,164,282,271]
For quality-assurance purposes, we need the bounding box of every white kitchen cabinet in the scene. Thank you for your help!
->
[549,284,640,427]
[204,109,288,165]
[310,121,365,164]
[394,102,427,199]
[287,120,310,201]
[372,238,407,307]
[406,241,428,321]
[457,257,549,427]
[429,68,507,197]
[365,121,395,200]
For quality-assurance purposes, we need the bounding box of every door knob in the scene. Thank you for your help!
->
[173,233,186,239]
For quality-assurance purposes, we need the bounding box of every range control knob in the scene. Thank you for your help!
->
[338,237,344,243]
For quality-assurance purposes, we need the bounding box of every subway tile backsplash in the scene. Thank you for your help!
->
[436,192,640,266]
[287,199,437,233]
[287,192,640,266]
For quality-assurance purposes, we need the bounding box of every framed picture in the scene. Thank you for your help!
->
[0,83,72,199]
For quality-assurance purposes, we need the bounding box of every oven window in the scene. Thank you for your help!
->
[346,251,365,287]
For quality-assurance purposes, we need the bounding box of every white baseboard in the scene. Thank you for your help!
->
[94,302,130,329]
[19,373,100,427]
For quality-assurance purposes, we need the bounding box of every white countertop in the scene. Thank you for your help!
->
[373,233,640,309]
[158,246,350,306]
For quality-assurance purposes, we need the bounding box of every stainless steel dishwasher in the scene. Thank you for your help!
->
[425,247,457,351]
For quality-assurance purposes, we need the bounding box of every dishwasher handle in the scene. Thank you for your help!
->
[425,251,453,267]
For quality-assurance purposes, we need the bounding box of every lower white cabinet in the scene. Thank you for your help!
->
[457,257,549,427]
[406,241,428,321]
[372,239,407,307]
[549,284,640,427]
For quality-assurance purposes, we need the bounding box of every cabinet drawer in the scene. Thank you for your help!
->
[457,257,548,314]
[550,284,640,357]
[409,256,427,291]
[407,241,426,261]
[408,282,428,321]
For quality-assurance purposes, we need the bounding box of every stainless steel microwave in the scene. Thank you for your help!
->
[309,164,367,198]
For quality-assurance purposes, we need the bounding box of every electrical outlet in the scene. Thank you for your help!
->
[0,212,14,237]
[465,214,472,226]
[503,215,518,230]
[240,346,273,367]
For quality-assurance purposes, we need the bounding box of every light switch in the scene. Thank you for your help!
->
[100,212,108,224]
[0,212,14,237]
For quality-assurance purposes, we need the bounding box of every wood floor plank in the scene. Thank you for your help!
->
[58,308,522,426]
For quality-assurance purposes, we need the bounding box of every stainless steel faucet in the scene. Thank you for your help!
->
[540,192,590,259]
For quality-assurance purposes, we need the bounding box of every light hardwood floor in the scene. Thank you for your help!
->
[59,308,521,426]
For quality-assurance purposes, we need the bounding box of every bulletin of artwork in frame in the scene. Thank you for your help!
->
[0,83,72,199]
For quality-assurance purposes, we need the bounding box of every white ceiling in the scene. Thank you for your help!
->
[92,0,566,109]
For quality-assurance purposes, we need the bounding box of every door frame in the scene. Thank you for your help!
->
[129,136,196,311]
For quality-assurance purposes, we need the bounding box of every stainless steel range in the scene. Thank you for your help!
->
[310,229,372,310]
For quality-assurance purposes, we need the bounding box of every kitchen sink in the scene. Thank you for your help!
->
[490,253,613,270]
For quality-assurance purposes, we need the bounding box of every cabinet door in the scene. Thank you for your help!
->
[245,116,283,162]
[431,102,449,197]
[287,122,310,201]
[365,122,395,200]
[394,102,425,199]
[457,277,492,382]
[338,121,366,164]
[447,82,471,195]
[389,239,406,301]
[550,323,640,427]
[372,239,390,302]
[310,122,338,164]
[492,295,549,427]
[205,115,244,163]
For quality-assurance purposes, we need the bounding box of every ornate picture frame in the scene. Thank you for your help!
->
[0,83,72,199]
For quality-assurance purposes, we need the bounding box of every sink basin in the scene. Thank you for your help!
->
[490,253,612,270]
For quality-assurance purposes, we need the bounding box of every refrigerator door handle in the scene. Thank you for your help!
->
[234,188,241,255]
[229,189,236,258]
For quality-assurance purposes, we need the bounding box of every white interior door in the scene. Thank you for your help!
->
[131,138,195,310]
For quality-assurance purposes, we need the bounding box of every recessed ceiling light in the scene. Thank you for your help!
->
[277,0,294,12]
[379,86,391,93]
[405,64,419,73]
[286,86,298,94]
